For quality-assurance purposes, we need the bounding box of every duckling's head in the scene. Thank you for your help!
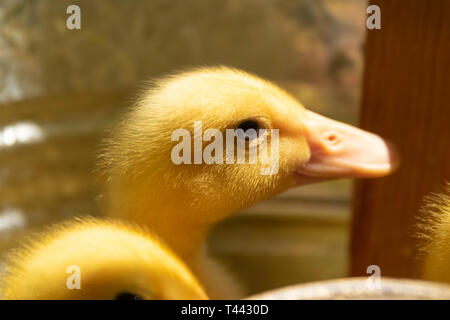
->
[100,66,398,256]
[0,218,208,299]
[418,183,450,282]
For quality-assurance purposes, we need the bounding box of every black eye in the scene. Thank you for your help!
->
[115,292,143,300]
[237,120,260,132]
[236,120,260,141]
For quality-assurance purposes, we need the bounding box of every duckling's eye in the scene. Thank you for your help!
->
[236,120,260,141]
[238,120,260,132]
[115,292,143,300]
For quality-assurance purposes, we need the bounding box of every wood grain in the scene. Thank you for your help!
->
[351,0,450,278]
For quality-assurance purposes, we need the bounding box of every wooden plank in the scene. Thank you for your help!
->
[351,0,450,278]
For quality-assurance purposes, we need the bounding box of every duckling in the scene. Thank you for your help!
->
[99,66,399,298]
[418,184,450,283]
[0,217,208,300]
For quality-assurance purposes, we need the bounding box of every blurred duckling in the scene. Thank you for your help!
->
[99,66,399,298]
[0,217,207,300]
[419,184,450,282]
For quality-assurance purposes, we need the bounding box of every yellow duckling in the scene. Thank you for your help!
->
[419,184,450,282]
[0,218,208,300]
[99,66,399,298]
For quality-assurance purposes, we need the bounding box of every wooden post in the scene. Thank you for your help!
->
[351,0,450,278]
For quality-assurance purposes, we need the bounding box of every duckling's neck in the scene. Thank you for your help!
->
[105,184,226,259]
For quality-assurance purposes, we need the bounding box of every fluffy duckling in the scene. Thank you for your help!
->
[0,218,208,300]
[419,184,450,282]
[99,66,399,298]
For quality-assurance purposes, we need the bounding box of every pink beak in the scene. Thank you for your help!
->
[295,110,399,182]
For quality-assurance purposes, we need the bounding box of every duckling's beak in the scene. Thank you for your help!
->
[295,110,399,183]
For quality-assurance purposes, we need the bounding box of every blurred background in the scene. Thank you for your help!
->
[0,0,368,295]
